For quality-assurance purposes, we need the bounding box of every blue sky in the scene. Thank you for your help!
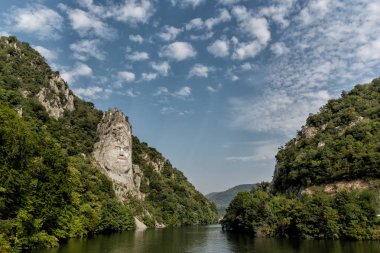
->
[1,0,380,194]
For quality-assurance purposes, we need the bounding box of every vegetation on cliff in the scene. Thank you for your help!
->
[222,79,380,239]
[132,136,218,226]
[273,79,380,192]
[0,36,217,251]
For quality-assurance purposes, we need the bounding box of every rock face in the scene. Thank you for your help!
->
[36,73,75,119]
[93,108,142,200]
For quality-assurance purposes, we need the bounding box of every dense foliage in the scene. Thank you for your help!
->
[0,105,134,252]
[273,79,380,192]
[222,183,380,240]
[132,136,218,226]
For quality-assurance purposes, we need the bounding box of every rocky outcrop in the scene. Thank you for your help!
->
[302,180,375,195]
[93,108,143,200]
[36,73,75,119]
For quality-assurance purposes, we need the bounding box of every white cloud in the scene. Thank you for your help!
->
[218,0,242,5]
[185,18,204,30]
[151,61,170,76]
[207,83,222,93]
[185,9,231,31]
[188,64,214,78]
[230,90,331,135]
[298,0,334,26]
[129,34,144,43]
[110,0,155,24]
[154,86,169,96]
[70,39,106,61]
[231,75,239,81]
[357,38,380,61]
[118,71,136,83]
[231,6,271,60]
[226,142,279,162]
[125,89,138,97]
[141,72,158,81]
[7,4,63,40]
[207,39,229,57]
[174,86,192,98]
[158,26,182,41]
[73,86,112,99]
[232,41,263,60]
[259,0,296,28]
[204,9,231,30]
[232,6,270,44]
[126,51,149,61]
[61,6,117,39]
[170,0,205,8]
[61,63,93,84]
[270,42,290,56]
[189,32,214,41]
[154,86,192,98]
[32,45,58,61]
[241,62,253,71]
[159,42,197,61]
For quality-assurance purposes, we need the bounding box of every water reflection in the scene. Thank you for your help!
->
[33,225,380,253]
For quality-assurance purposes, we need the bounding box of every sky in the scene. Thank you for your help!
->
[0,0,379,194]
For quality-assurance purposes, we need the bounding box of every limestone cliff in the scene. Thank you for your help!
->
[36,73,75,119]
[93,108,143,200]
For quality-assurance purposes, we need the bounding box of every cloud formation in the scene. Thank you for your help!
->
[70,39,106,61]
[207,39,229,57]
[126,51,149,61]
[159,42,197,61]
[7,4,63,40]
[32,45,58,61]
[61,63,93,84]
[188,64,214,78]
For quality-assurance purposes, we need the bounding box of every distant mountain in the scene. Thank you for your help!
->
[206,184,254,215]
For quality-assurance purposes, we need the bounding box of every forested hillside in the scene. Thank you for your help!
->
[0,36,217,252]
[222,79,380,239]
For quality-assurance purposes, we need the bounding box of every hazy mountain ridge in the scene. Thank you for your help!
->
[206,184,254,215]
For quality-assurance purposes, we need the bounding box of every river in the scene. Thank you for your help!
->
[33,225,380,253]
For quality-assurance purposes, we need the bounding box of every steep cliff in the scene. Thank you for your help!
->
[36,73,75,119]
[93,108,143,200]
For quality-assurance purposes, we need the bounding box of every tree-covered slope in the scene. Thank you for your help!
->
[273,79,380,192]
[222,79,380,239]
[206,184,254,215]
[0,36,217,251]
[0,104,134,251]
[131,136,217,226]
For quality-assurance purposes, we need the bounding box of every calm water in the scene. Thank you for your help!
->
[33,225,380,253]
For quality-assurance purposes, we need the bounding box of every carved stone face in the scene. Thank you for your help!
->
[115,145,129,160]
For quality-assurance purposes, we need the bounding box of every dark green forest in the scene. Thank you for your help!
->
[223,79,380,239]
[222,182,380,240]
[0,36,217,252]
